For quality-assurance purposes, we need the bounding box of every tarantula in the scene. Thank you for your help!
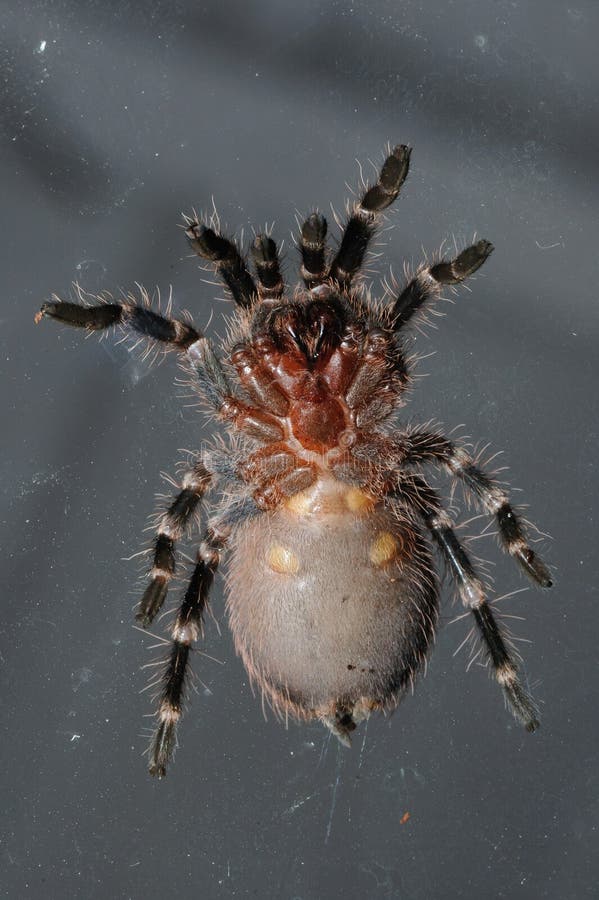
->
[36,144,552,777]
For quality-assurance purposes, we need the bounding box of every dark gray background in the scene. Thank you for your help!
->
[2,1,597,898]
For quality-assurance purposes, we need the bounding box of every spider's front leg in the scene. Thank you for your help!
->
[36,294,201,350]
[390,475,540,731]
[39,290,287,446]
[391,240,494,329]
[329,144,412,291]
[299,213,328,290]
[297,144,411,292]
[184,220,258,309]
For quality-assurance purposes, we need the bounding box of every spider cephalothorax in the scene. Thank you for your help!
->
[36,144,552,777]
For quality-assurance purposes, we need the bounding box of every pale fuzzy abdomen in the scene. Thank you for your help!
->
[225,481,439,721]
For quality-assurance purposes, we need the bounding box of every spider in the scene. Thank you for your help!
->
[36,143,552,777]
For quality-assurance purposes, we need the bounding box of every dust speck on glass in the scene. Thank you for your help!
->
[36,143,552,778]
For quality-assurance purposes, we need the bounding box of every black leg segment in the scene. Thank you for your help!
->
[185,221,257,309]
[148,545,217,778]
[36,297,201,349]
[329,145,411,291]
[136,461,212,627]
[394,428,552,587]
[392,240,494,329]
[393,475,541,732]
[471,603,540,731]
[147,520,226,778]
[299,213,328,289]
[251,234,284,301]
[360,145,412,214]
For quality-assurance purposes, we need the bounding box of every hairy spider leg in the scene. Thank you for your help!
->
[148,523,222,778]
[251,234,285,301]
[37,293,285,445]
[328,144,412,291]
[394,429,553,587]
[148,496,258,777]
[392,240,494,329]
[185,222,257,309]
[393,475,540,731]
[299,213,328,289]
[36,299,202,349]
[137,460,213,627]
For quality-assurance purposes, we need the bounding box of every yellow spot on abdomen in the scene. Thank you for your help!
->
[344,486,376,514]
[369,531,399,567]
[283,480,376,518]
[284,489,314,516]
[267,544,300,575]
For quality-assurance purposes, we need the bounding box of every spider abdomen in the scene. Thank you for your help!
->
[225,478,438,738]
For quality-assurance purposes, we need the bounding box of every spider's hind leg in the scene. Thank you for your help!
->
[148,527,221,778]
[136,459,213,627]
[147,496,258,777]
[394,428,552,587]
[395,475,540,732]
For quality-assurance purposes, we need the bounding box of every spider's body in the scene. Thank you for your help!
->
[36,144,552,776]
[223,285,438,742]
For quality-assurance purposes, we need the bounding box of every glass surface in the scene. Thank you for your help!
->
[3,1,597,897]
